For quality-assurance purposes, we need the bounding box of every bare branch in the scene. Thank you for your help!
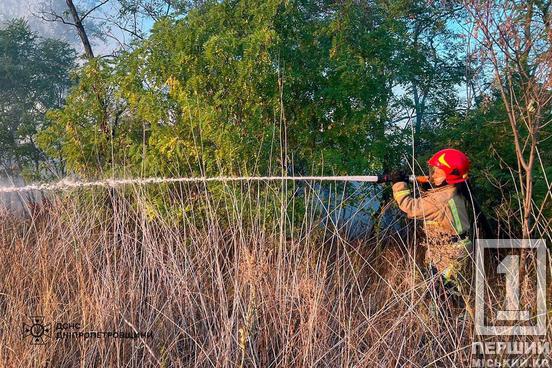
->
[34,10,76,27]
[463,0,550,240]
[81,0,112,21]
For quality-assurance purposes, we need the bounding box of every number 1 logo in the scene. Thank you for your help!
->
[475,239,547,336]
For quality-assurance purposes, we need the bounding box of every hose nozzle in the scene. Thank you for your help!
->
[377,174,430,184]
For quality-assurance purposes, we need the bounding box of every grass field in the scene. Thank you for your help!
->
[0,182,550,367]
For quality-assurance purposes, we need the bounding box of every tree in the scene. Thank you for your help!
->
[41,0,405,177]
[0,19,76,177]
[464,0,551,240]
[391,0,465,148]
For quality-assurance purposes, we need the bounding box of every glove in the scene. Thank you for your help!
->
[389,171,408,183]
[377,172,408,183]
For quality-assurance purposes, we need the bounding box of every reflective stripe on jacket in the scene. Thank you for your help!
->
[391,182,471,237]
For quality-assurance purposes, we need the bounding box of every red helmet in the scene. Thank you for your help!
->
[428,148,470,184]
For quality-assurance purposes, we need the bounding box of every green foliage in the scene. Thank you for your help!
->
[40,59,120,175]
[42,0,407,177]
[0,19,76,177]
[435,93,552,226]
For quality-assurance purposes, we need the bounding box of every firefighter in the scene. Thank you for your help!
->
[389,148,474,315]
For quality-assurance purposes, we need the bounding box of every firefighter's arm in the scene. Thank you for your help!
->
[391,182,439,220]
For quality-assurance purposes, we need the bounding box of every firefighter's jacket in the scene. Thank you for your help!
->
[392,181,472,276]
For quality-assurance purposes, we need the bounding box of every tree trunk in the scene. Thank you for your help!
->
[65,0,95,59]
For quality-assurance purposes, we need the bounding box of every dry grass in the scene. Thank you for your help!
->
[0,182,550,367]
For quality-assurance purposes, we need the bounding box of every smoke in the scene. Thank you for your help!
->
[0,0,119,56]
[0,0,79,44]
